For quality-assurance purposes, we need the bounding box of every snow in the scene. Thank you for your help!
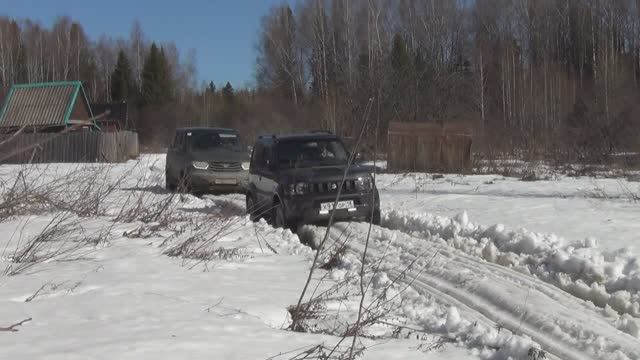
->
[304,221,640,359]
[377,172,640,251]
[1,154,639,360]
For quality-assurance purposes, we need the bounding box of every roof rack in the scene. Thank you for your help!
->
[310,129,333,134]
[258,133,277,140]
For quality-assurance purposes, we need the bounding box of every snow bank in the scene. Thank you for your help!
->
[303,231,543,360]
[383,209,640,323]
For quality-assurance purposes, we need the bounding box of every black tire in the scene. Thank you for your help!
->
[165,173,177,192]
[273,201,297,230]
[177,171,191,193]
[246,194,258,222]
[371,209,381,226]
[273,202,286,228]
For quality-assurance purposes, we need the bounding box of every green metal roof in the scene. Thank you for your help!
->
[0,81,97,129]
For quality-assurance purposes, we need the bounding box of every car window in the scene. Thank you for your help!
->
[187,131,242,151]
[276,139,348,168]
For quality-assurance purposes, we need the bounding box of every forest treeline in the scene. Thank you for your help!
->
[2,1,640,162]
[256,0,640,162]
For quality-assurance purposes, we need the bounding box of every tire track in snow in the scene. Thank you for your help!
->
[381,210,640,319]
[319,222,640,360]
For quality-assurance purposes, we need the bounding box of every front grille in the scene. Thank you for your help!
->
[311,179,357,193]
[209,161,242,172]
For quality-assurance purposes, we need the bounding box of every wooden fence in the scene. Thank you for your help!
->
[0,130,139,164]
[387,122,472,173]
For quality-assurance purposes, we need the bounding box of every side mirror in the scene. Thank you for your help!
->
[355,152,363,162]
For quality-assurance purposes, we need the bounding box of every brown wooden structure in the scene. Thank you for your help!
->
[387,121,472,173]
[0,130,139,164]
[0,81,97,132]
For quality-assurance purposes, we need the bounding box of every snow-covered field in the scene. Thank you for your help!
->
[1,154,639,359]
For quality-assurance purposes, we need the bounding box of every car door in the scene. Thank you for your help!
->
[249,142,265,203]
[166,131,180,181]
[170,131,188,180]
[258,144,278,205]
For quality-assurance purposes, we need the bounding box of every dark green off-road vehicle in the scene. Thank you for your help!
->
[245,132,380,229]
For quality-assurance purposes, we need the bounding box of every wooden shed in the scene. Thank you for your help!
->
[91,102,131,132]
[0,82,139,164]
[0,81,98,133]
[387,121,472,173]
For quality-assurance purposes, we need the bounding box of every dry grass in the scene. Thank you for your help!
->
[266,343,364,360]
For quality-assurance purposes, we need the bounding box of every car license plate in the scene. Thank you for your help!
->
[320,200,354,211]
[215,178,237,185]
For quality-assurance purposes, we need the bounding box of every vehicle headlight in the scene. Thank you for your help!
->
[192,161,209,170]
[241,161,250,170]
[356,176,373,190]
[288,182,309,195]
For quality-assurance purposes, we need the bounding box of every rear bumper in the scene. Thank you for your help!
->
[283,190,380,225]
[189,169,248,192]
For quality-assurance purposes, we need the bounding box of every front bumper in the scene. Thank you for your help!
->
[283,190,379,225]
[188,169,248,192]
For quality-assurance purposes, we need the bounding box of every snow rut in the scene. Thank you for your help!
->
[382,210,640,319]
[318,222,640,360]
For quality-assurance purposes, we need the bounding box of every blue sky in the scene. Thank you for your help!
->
[2,0,287,88]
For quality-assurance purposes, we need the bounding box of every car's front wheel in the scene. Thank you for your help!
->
[176,171,191,193]
[273,202,297,230]
[165,173,177,192]
[273,202,286,228]
[371,209,381,225]
[246,194,258,222]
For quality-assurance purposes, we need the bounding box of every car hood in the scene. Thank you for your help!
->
[278,163,377,183]
[188,149,249,162]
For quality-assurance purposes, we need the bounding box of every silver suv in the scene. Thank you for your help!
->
[165,127,249,194]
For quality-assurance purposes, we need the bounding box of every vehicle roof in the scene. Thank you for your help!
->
[175,127,238,133]
[256,132,340,144]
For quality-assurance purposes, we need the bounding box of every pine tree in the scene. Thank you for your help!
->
[208,81,216,94]
[157,46,173,102]
[391,33,410,73]
[111,50,133,102]
[140,43,160,106]
[140,43,172,106]
[390,33,412,121]
[222,82,234,104]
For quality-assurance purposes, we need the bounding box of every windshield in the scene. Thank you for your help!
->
[277,139,349,168]
[187,131,242,151]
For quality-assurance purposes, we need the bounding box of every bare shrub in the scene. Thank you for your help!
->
[528,347,547,360]
[123,222,182,239]
[266,343,364,360]
[0,163,127,277]
[2,214,77,276]
[161,212,253,269]
[0,162,131,221]
[1,212,117,277]
[0,318,32,332]
[114,190,182,224]
[617,180,640,202]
